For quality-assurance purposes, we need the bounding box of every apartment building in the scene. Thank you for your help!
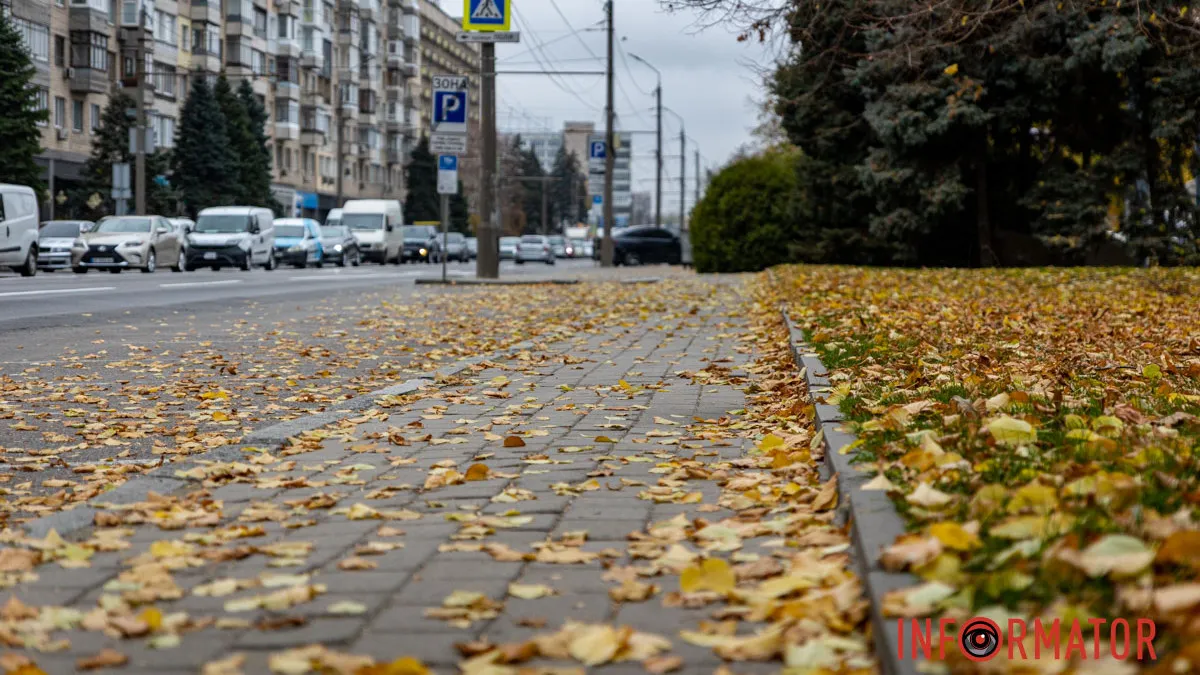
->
[9,0,421,220]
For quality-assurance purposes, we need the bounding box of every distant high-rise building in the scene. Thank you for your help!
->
[631,191,651,226]
[588,131,631,227]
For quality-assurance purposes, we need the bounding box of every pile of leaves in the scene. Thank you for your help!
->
[767,265,1200,671]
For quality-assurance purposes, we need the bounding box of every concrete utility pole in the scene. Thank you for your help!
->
[600,0,615,266]
[476,41,499,279]
[541,180,549,234]
[135,10,148,216]
[694,149,700,207]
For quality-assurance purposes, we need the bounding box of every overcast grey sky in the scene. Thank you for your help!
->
[434,0,774,215]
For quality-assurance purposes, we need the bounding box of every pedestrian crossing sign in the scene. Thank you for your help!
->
[463,0,510,31]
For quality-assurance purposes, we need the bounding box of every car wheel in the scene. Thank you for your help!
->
[18,248,37,277]
[623,252,640,266]
[265,252,277,271]
[240,254,253,271]
[351,251,361,266]
[172,249,185,272]
[73,267,88,274]
[110,268,123,274]
[211,266,221,271]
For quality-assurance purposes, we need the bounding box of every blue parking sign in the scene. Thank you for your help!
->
[434,91,467,127]
[589,141,606,160]
[438,155,458,171]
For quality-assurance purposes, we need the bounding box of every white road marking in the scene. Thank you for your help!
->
[0,286,115,298]
[287,271,423,281]
[159,280,245,288]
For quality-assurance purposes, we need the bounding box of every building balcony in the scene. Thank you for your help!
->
[68,5,108,32]
[66,66,108,95]
[402,62,418,78]
[277,38,301,58]
[277,0,300,16]
[189,1,222,27]
[386,147,403,164]
[400,0,416,14]
[275,122,300,141]
[276,80,300,100]
[300,51,324,70]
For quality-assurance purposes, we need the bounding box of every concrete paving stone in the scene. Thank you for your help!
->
[482,595,613,643]
[513,565,613,594]
[312,570,413,595]
[388,576,511,606]
[613,600,716,635]
[380,520,459,540]
[423,482,507,500]
[358,541,440,572]
[369,604,481,634]
[0,586,88,607]
[414,559,525,581]
[553,519,644,541]
[234,617,367,648]
[21,563,119,591]
[207,482,283,503]
[123,632,238,669]
[349,630,470,665]
[563,504,651,521]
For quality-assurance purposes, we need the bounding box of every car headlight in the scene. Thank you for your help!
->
[288,245,303,253]
[419,247,427,256]
[121,240,145,247]
[225,238,244,247]
[72,238,85,248]
[334,244,343,252]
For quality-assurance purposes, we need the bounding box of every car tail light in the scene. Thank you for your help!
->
[543,246,549,253]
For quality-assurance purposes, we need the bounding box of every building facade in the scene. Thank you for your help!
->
[9,0,423,220]
[517,131,560,173]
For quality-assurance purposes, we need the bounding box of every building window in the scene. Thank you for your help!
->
[54,34,64,66]
[151,115,175,148]
[73,99,83,132]
[154,62,176,97]
[179,21,190,51]
[71,32,109,71]
[91,103,101,133]
[54,96,65,129]
[154,11,177,46]
[275,99,298,124]
[253,8,267,38]
[12,18,50,63]
[34,88,48,127]
[251,48,265,75]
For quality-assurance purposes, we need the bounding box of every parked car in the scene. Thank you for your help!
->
[37,221,90,271]
[273,218,325,268]
[515,234,555,265]
[0,183,41,276]
[499,236,520,260]
[169,218,195,258]
[548,235,568,258]
[401,225,438,263]
[318,223,360,266]
[465,237,478,260]
[80,215,185,273]
[566,238,589,258]
[596,226,682,266]
[343,200,403,264]
[188,206,276,271]
[433,232,468,262]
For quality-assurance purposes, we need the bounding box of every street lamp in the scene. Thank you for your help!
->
[662,107,686,232]
[627,52,662,229]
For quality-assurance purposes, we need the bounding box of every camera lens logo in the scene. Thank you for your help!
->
[960,617,1001,661]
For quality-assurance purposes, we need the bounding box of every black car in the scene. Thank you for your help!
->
[319,224,361,267]
[401,225,438,263]
[593,227,682,266]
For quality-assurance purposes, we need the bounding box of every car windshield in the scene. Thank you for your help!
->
[569,239,585,247]
[323,226,347,237]
[447,233,464,242]
[403,226,436,240]
[343,214,384,231]
[549,236,564,244]
[41,222,81,237]
[195,214,251,233]
[274,224,306,238]
[326,216,341,228]
[96,217,152,233]
[521,236,543,244]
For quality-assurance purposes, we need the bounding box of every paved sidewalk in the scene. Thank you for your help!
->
[0,277,873,674]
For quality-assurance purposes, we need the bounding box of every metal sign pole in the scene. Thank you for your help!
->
[440,194,450,283]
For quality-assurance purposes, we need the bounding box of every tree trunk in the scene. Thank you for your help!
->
[976,160,995,267]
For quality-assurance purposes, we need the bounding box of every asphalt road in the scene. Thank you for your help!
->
[0,257,599,521]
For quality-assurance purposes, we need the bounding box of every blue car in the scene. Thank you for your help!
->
[273,218,325,268]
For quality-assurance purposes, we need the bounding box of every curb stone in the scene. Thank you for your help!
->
[413,278,580,286]
[780,307,922,675]
[19,328,572,541]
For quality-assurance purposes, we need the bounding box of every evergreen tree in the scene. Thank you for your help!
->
[214,74,253,204]
[237,78,275,209]
[0,13,48,191]
[449,182,469,233]
[549,147,585,228]
[404,137,439,222]
[174,76,237,217]
[67,91,176,219]
[518,145,545,233]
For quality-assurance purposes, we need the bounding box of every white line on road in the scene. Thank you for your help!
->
[287,272,422,281]
[0,286,115,298]
[159,280,245,289]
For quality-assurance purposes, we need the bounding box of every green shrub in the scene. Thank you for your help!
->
[690,147,800,273]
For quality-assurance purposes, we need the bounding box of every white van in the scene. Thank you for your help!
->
[0,184,42,276]
[188,206,276,271]
[325,208,343,229]
[341,199,403,264]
